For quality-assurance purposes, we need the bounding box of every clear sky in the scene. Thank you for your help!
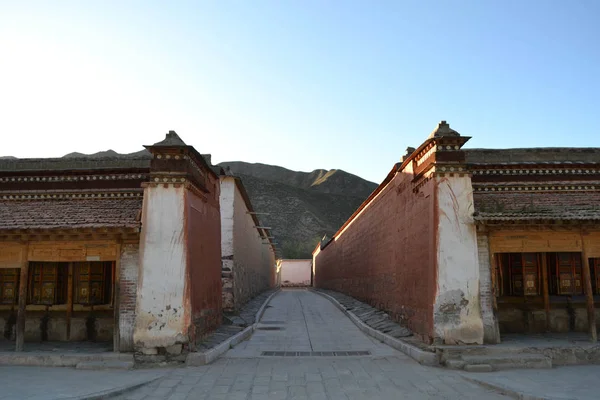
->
[1,1,599,183]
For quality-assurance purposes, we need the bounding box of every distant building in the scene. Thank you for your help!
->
[314,121,600,345]
[279,259,312,287]
[0,131,224,355]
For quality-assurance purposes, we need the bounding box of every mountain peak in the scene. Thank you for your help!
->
[218,161,376,198]
[217,161,377,258]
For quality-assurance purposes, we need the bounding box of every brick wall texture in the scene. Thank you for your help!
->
[119,243,139,351]
[315,167,437,342]
[187,180,222,341]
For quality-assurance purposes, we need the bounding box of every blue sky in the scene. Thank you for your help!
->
[1,1,598,183]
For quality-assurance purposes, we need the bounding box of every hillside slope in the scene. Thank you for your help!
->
[219,162,377,258]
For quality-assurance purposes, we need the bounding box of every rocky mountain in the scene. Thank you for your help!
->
[219,162,378,259]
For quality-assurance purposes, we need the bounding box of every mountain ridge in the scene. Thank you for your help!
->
[218,161,377,258]
[219,161,376,199]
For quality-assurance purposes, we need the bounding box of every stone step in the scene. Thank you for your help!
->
[0,352,134,367]
[75,360,134,370]
[461,354,552,371]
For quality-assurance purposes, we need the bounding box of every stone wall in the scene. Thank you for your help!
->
[0,309,113,343]
[498,303,600,334]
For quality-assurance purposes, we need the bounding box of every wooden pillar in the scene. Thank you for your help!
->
[66,262,74,340]
[113,242,122,353]
[581,232,597,342]
[15,245,29,352]
[541,253,550,332]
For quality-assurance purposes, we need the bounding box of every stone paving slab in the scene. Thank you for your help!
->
[115,356,508,399]
[462,365,600,400]
[199,289,280,352]
[0,365,167,400]
[225,289,399,358]
[314,289,440,366]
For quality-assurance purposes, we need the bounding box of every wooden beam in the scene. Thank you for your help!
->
[541,252,550,332]
[581,232,597,342]
[15,245,29,352]
[66,262,74,340]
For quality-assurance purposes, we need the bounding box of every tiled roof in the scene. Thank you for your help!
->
[474,211,600,221]
[0,197,142,230]
[0,157,151,172]
[473,190,600,222]
[465,148,600,164]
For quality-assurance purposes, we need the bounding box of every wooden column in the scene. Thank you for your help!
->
[581,232,597,342]
[66,262,74,340]
[113,242,122,353]
[15,245,29,352]
[541,253,550,332]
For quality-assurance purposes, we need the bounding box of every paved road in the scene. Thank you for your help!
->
[225,289,398,358]
[0,365,165,400]
[117,289,507,399]
[464,365,600,400]
[4,289,600,399]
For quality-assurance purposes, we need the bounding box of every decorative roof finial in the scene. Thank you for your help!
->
[152,130,187,147]
[428,120,460,139]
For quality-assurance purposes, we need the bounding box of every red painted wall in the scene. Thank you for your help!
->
[315,168,437,342]
[186,175,222,343]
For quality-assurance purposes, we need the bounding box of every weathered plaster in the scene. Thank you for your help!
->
[219,177,274,312]
[219,179,236,310]
[220,180,235,258]
[134,185,189,350]
[434,176,484,345]
[280,259,312,286]
[476,231,501,343]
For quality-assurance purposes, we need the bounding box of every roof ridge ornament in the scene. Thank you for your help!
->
[428,120,461,139]
[151,130,187,147]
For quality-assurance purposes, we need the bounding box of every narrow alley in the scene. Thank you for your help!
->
[225,289,398,358]
[116,289,508,400]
